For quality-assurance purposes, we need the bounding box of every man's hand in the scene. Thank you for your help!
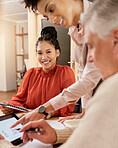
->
[11,108,45,128]
[19,119,57,144]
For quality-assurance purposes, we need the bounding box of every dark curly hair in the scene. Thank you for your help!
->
[22,0,40,12]
[36,26,61,54]
[23,0,84,12]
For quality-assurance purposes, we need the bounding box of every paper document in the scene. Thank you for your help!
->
[63,119,81,127]
[21,139,53,148]
[46,120,65,129]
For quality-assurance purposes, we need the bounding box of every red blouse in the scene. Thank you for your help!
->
[8,65,76,116]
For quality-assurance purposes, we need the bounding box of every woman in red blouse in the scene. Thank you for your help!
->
[1,26,75,116]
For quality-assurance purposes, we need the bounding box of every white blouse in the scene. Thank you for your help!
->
[49,26,102,109]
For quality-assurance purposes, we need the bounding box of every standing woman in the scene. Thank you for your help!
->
[1,26,75,117]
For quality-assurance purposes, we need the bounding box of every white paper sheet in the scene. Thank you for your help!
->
[63,119,81,127]
[21,139,53,148]
[46,120,65,129]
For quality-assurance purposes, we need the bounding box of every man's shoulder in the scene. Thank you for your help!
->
[87,73,118,109]
[100,73,118,91]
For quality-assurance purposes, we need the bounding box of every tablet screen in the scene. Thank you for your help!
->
[0,114,23,145]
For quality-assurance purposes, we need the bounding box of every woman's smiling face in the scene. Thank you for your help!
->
[37,41,60,72]
[37,0,83,28]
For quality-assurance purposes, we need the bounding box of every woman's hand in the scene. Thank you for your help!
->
[1,106,13,115]
[19,119,57,144]
[11,102,55,128]
[58,114,82,123]
[11,108,45,128]
[58,109,85,123]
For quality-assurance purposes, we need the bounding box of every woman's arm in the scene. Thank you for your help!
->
[8,68,34,107]
[49,62,102,110]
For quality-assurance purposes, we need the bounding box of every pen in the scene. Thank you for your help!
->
[14,128,43,133]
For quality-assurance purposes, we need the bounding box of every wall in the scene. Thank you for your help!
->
[28,11,39,68]
[0,19,28,91]
[0,34,7,91]
[0,20,16,91]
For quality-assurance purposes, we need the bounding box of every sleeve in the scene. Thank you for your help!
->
[55,127,75,144]
[55,66,76,116]
[49,62,102,111]
[81,92,93,109]
[7,68,34,108]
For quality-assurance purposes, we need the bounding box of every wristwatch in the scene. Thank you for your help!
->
[38,105,51,119]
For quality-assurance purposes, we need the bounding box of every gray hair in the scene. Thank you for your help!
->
[81,0,118,39]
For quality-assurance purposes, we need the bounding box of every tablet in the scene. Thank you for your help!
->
[0,103,29,112]
[0,113,23,146]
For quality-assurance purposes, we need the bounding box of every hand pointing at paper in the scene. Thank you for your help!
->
[11,108,46,127]
[11,102,55,128]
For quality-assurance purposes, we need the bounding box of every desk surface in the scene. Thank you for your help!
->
[0,110,79,119]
